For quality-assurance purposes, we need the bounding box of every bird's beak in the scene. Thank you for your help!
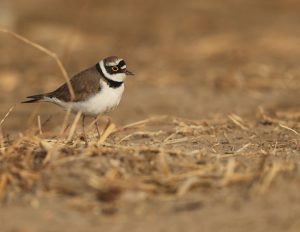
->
[125,69,134,76]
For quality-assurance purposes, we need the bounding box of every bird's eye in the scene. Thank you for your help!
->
[112,66,118,71]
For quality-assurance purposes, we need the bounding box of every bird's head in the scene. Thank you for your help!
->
[98,56,134,82]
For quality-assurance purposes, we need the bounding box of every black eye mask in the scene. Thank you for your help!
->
[95,63,123,88]
[118,60,126,68]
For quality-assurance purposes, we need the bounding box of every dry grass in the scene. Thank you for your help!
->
[0,111,298,211]
[0,28,75,99]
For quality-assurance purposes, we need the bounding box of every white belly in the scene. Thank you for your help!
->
[47,83,124,116]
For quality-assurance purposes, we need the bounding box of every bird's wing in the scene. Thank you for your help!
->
[46,66,101,102]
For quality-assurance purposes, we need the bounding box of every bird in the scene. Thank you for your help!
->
[22,56,134,138]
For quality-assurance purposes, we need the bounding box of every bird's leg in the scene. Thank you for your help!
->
[63,123,71,134]
[94,116,101,138]
[81,115,87,142]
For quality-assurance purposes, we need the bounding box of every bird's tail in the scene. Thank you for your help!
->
[21,94,45,103]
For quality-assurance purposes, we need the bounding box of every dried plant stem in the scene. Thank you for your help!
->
[279,124,300,137]
[60,107,72,135]
[0,175,8,200]
[258,164,281,193]
[0,105,14,144]
[0,128,4,152]
[37,115,42,135]
[177,177,199,196]
[99,122,116,144]
[118,116,169,131]
[0,105,14,128]
[0,28,75,100]
[228,113,248,130]
[67,112,82,141]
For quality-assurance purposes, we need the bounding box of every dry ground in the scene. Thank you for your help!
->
[0,0,300,231]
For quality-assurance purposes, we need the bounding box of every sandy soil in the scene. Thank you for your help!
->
[0,0,300,231]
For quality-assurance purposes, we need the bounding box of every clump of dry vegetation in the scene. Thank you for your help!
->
[0,111,298,213]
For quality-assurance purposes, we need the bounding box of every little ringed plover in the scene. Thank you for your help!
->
[22,56,134,137]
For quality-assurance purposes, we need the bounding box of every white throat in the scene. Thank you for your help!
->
[99,60,126,82]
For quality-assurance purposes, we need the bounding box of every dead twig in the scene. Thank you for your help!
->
[117,116,169,131]
[67,112,82,141]
[98,122,116,144]
[37,115,42,135]
[0,28,75,100]
[228,113,248,130]
[279,124,300,137]
[0,105,14,128]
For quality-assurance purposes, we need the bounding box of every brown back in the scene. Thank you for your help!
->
[47,66,101,102]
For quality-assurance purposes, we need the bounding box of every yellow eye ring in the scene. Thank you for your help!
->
[112,66,118,71]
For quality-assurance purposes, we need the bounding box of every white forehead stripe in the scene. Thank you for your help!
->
[106,58,123,66]
[121,65,126,69]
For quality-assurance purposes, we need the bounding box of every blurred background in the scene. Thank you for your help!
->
[0,0,300,132]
